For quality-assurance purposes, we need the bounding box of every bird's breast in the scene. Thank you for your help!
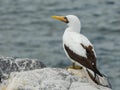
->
[63,31,87,58]
[63,31,81,45]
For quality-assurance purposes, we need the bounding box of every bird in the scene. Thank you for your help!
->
[51,15,111,88]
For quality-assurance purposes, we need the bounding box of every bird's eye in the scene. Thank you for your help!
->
[64,17,69,23]
[64,17,67,19]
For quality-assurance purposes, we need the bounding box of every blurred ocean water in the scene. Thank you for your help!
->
[0,0,119,90]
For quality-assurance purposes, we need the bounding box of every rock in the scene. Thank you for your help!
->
[0,56,112,90]
[0,56,45,82]
[1,68,112,90]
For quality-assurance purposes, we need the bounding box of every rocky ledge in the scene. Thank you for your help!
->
[0,56,112,90]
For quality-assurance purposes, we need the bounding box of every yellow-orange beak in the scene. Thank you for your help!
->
[51,16,68,23]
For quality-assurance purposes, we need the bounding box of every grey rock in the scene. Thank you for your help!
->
[0,56,112,90]
[0,56,45,82]
[1,68,112,90]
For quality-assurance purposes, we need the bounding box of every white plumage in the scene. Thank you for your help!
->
[62,15,97,67]
[52,14,99,75]
[63,29,94,58]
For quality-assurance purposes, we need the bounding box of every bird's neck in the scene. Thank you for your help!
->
[67,20,81,33]
[67,24,81,33]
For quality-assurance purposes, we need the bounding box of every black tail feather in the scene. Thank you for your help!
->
[86,69,112,88]
[94,68,103,77]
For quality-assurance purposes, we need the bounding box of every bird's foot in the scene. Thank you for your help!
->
[66,65,82,70]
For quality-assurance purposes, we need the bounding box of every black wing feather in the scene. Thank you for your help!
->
[64,44,103,77]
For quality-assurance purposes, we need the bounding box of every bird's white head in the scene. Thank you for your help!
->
[52,15,81,32]
[66,15,81,32]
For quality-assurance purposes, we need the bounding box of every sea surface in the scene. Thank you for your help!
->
[0,0,119,90]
